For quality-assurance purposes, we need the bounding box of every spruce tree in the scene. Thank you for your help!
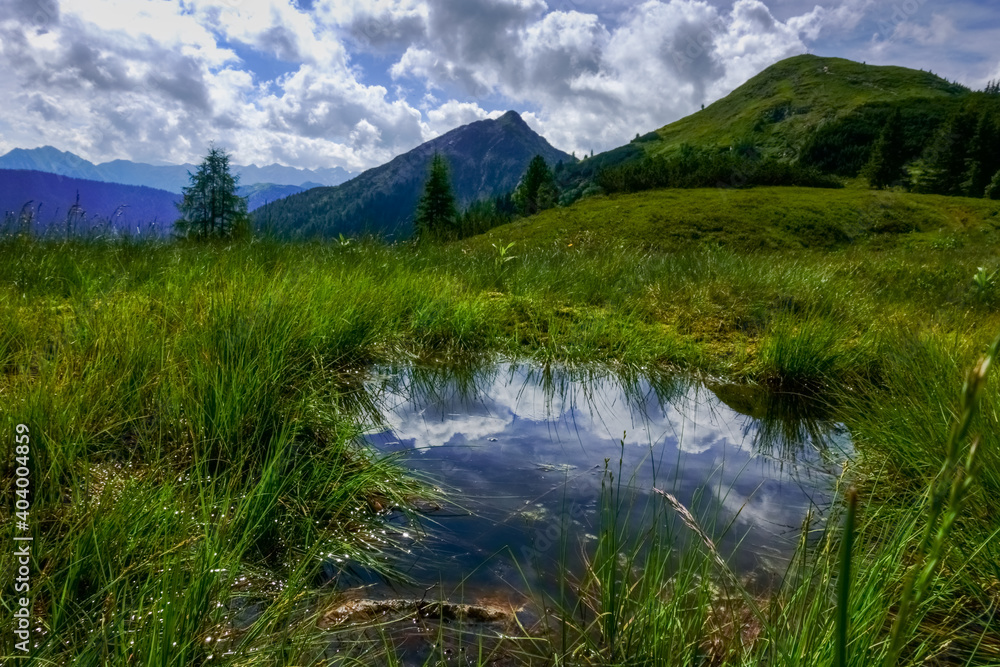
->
[175,145,249,239]
[414,153,458,240]
[861,108,907,189]
[964,110,999,197]
[512,155,557,216]
[986,169,1000,200]
[922,103,978,195]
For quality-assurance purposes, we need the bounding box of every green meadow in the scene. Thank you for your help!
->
[3,183,1000,664]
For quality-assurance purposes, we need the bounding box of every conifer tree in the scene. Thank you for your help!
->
[964,110,999,197]
[513,155,557,216]
[921,104,978,196]
[414,153,458,240]
[986,170,1000,200]
[175,145,249,239]
[862,108,907,189]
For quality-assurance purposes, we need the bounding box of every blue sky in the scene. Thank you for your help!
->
[0,0,997,171]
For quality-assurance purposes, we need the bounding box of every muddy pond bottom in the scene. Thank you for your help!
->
[346,362,850,602]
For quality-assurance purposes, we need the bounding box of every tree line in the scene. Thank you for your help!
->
[862,95,1000,198]
[413,153,558,241]
[174,87,1000,245]
[168,146,562,242]
[594,144,842,195]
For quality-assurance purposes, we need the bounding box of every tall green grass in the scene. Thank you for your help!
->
[0,238,435,664]
[2,235,1000,663]
[524,338,999,665]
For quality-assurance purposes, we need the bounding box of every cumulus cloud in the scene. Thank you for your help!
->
[389,0,818,154]
[0,0,989,170]
[0,0,436,168]
[888,13,958,46]
[424,100,505,136]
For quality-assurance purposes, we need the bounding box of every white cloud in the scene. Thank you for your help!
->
[988,61,1000,84]
[885,13,958,47]
[0,0,440,168]
[387,0,820,155]
[0,0,990,171]
[812,0,876,34]
[423,100,505,137]
[385,409,512,450]
[711,0,811,92]
[373,365,766,458]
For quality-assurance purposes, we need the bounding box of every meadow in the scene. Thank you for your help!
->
[2,185,1000,664]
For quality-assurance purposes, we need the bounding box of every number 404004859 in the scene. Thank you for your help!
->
[14,424,30,521]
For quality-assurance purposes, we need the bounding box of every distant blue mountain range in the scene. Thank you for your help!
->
[0,168,317,237]
[0,169,181,236]
[0,146,352,193]
[0,160,316,237]
[237,182,306,211]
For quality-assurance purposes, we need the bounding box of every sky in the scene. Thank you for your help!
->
[0,0,998,172]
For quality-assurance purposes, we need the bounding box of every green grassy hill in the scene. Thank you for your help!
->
[472,185,1000,251]
[556,55,971,199]
[646,54,968,159]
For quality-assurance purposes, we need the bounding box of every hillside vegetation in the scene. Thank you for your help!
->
[471,185,1000,251]
[555,55,973,202]
[646,54,968,159]
[0,169,180,236]
[253,111,572,239]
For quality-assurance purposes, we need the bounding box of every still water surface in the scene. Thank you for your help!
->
[351,362,850,599]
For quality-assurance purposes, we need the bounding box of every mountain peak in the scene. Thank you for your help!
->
[496,110,528,127]
[255,111,573,238]
[0,146,103,181]
[4,145,89,161]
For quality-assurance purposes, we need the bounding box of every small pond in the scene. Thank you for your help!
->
[341,362,851,602]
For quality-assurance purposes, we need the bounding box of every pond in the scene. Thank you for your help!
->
[339,362,851,603]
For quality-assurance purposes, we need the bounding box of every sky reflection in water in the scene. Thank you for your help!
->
[357,362,851,598]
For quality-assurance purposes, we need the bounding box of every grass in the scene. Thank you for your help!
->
[513,342,1000,665]
[642,54,969,160]
[2,197,1000,664]
[0,238,436,663]
[470,185,1000,252]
